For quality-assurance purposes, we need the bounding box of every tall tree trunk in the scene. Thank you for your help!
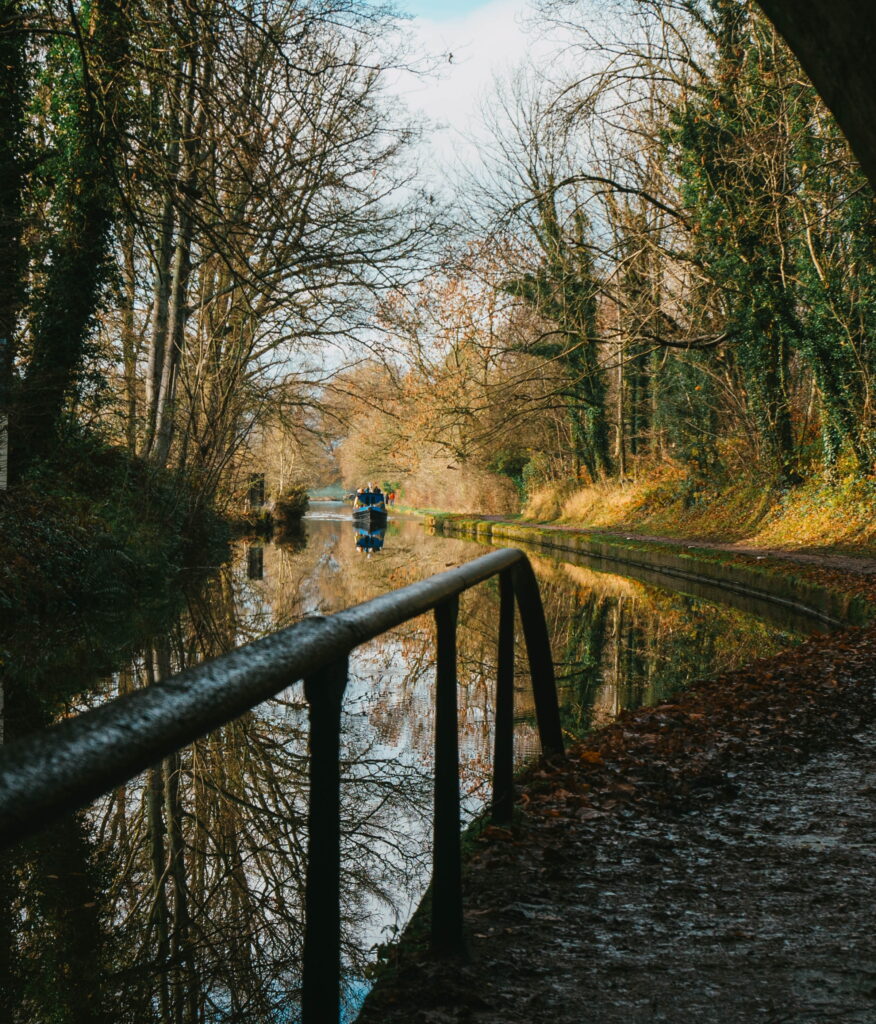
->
[149,44,206,469]
[143,192,177,455]
[0,0,26,488]
[150,211,194,466]
[120,221,139,452]
[616,304,626,479]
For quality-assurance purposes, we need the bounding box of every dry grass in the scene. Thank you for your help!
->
[748,477,876,551]
[402,457,519,515]
[524,467,685,530]
[522,468,876,555]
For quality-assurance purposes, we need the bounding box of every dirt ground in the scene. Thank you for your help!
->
[363,729,876,1023]
[358,560,876,1023]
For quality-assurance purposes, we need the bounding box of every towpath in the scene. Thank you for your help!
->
[359,530,876,1023]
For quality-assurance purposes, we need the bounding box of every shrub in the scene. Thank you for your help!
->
[274,485,309,523]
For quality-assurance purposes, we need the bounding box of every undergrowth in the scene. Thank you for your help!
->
[523,465,876,553]
[0,431,229,622]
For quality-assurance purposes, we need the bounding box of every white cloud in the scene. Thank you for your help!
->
[387,0,564,187]
[403,1,532,119]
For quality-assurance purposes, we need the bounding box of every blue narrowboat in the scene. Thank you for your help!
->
[352,490,388,528]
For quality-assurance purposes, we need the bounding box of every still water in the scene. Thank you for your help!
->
[2,506,828,1023]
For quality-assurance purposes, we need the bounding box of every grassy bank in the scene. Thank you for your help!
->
[523,469,876,554]
[0,434,229,624]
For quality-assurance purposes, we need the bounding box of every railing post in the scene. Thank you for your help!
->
[302,656,348,1024]
[492,569,515,824]
[431,595,464,955]
[512,559,564,758]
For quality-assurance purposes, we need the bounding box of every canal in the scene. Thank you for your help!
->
[1,505,831,1023]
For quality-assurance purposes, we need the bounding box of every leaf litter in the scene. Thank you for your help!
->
[359,602,876,1023]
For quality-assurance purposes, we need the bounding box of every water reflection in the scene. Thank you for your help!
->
[1,507,825,1023]
[246,542,264,580]
[354,526,386,556]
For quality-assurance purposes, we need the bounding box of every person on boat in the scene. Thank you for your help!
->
[354,487,364,509]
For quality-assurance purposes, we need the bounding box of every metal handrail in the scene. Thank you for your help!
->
[0,546,563,1022]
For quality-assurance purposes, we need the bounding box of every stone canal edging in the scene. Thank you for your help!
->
[426,515,876,628]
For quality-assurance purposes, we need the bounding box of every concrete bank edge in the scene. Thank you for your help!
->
[427,516,874,628]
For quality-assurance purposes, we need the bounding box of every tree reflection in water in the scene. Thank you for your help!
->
[1,513,818,1022]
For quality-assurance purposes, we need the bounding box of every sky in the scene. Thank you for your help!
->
[401,0,493,17]
[387,0,559,184]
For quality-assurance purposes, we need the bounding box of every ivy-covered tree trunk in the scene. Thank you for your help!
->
[736,284,797,474]
[16,0,129,471]
[794,109,876,475]
[504,197,612,481]
[666,1,801,480]
[565,339,612,480]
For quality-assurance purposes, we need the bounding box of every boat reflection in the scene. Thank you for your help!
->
[354,525,386,556]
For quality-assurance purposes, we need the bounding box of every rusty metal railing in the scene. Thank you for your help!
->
[0,546,563,1023]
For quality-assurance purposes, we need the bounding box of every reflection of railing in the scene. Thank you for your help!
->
[0,548,563,1023]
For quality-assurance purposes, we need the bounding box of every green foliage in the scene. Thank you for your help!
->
[10,0,131,472]
[487,449,529,493]
[663,2,799,476]
[657,0,876,481]
[503,202,612,481]
[657,355,722,480]
[521,450,571,499]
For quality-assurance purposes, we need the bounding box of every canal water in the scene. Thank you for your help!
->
[2,505,831,1023]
